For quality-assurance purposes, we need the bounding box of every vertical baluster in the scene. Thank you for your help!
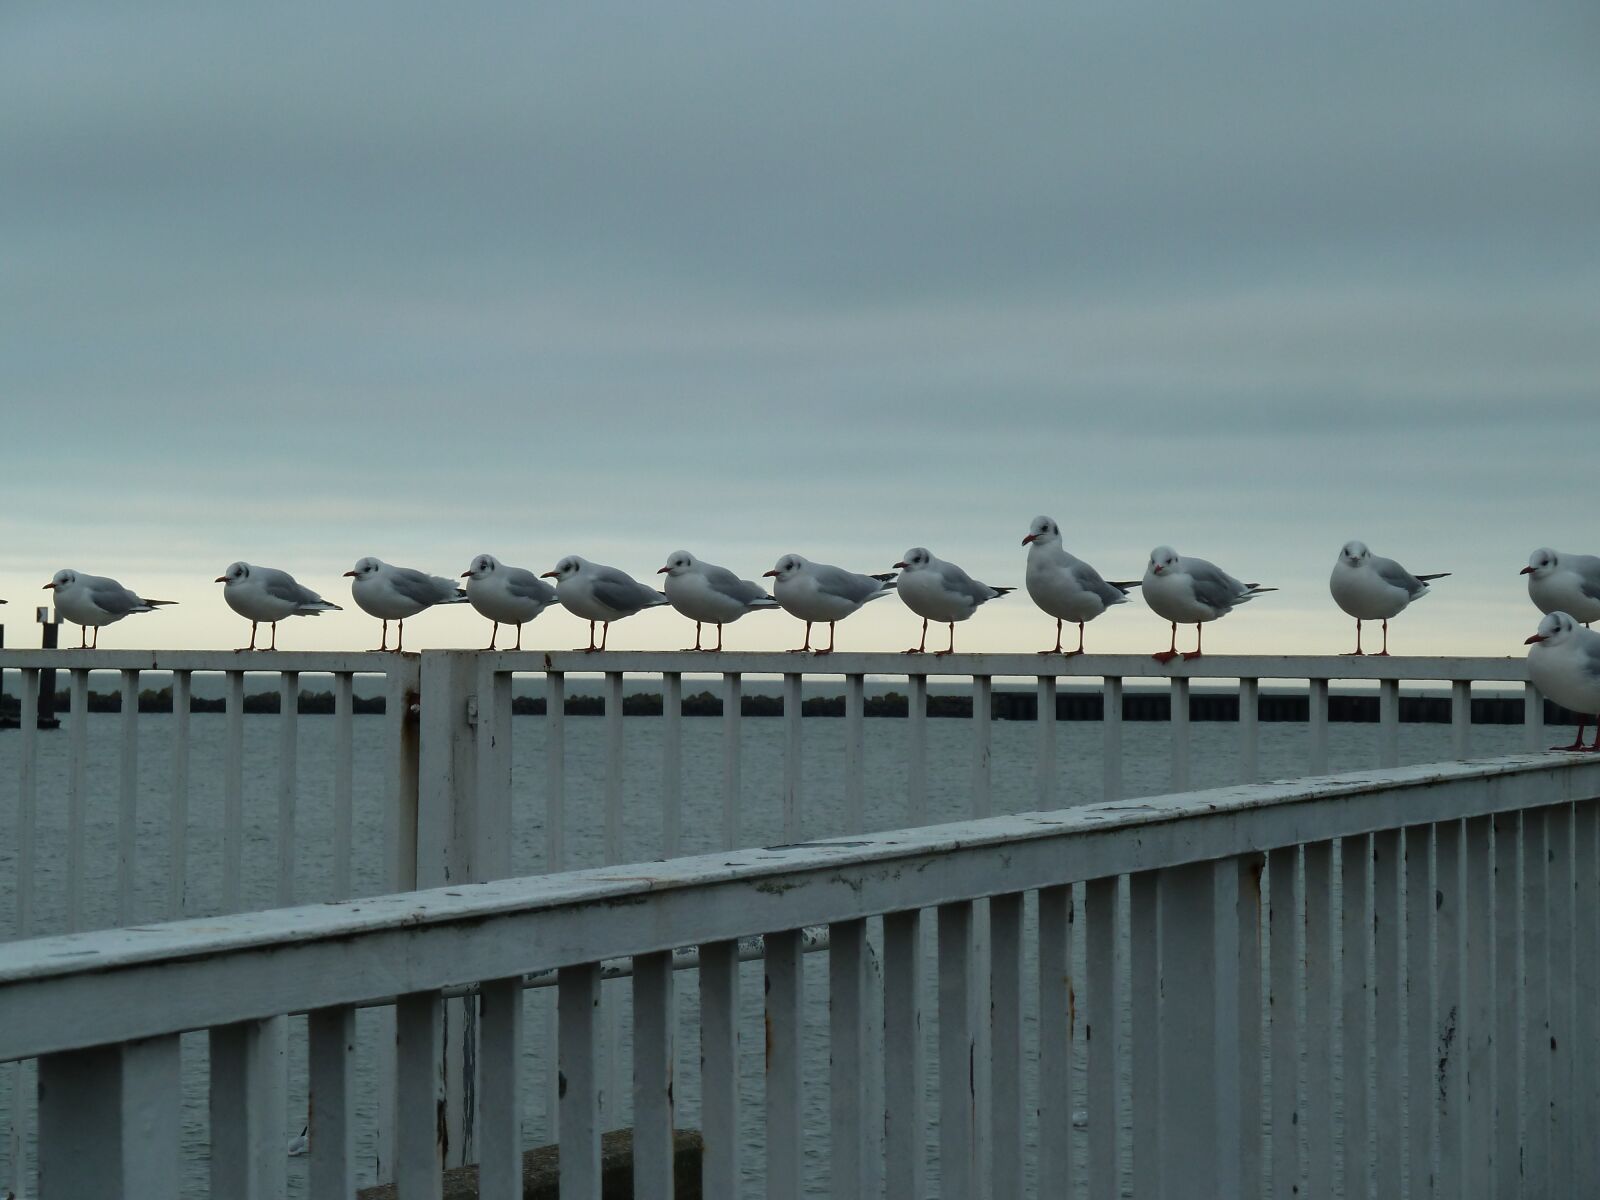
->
[560,966,602,1199]
[830,919,869,1196]
[908,674,928,826]
[1304,841,1337,1196]
[633,952,675,1199]
[331,673,352,899]
[1451,680,1472,760]
[384,661,420,893]
[1037,675,1057,808]
[1157,862,1219,1194]
[604,672,623,864]
[1235,855,1266,1198]
[1492,812,1522,1197]
[1404,826,1436,1198]
[478,980,524,1200]
[1039,884,1074,1191]
[547,672,566,871]
[211,1018,288,1198]
[699,941,740,1195]
[883,910,925,1200]
[67,667,88,932]
[1169,677,1191,792]
[1525,681,1545,751]
[277,671,298,906]
[223,669,245,912]
[989,894,1024,1200]
[765,929,803,1200]
[1524,810,1551,1198]
[1238,677,1259,784]
[1128,872,1159,1197]
[308,1006,357,1200]
[38,1037,181,1197]
[844,674,865,832]
[17,668,39,936]
[117,668,139,922]
[661,673,682,858]
[1102,676,1123,801]
[1085,876,1120,1195]
[476,665,513,882]
[1308,678,1330,776]
[170,669,191,917]
[1342,834,1375,1200]
[1373,829,1405,1190]
[972,675,992,817]
[1571,801,1600,1196]
[722,672,741,849]
[1379,679,1401,769]
[1462,817,1495,1200]
[1550,804,1575,1195]
[1267,847,1303,1196]
[396,992,446,1199]
[1435,820,1466,1197]
[782,673,802,843]
[938,902,976,1199]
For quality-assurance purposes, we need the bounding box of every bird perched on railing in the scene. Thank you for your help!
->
[1329,541,1449,656]
[1143,546,1274,662]
[1021,515,1138,655]
[1523,548,1600,627]
[344,558,466,652]
[764,554,896,654]
[657,550,778,651]
[892,547,1012,656]
[43,569,176,648]
[461,554,559,651]
[215,562,342,651]
[1524,611,1600,751]
[542,556,668,652]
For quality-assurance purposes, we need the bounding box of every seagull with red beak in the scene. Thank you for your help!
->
[1525,611,1600,751]
[344,557,466,652]
[658,550,778,651]
[43,569,176,648]
[1021,515,1138,655]
[1523,548,1600,627]
[1141,545,1274,663]
[764,554,896,654]
[542,555,667,652]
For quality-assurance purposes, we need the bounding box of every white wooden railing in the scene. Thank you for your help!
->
[0,753,1596,1198]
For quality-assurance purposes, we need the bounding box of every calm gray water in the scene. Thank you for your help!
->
[0,713,1535,1196]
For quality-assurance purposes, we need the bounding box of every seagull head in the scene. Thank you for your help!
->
[1147,546,1180,577]
[764,554,806,581]
[659,550,696,577]
[543,556,584,581]
[1527,611,1578,645]
[1340,541,1371,568]
[43,569,77,591]
[1523,547,1558,578]
[462,554,499,580]
[344,557,383,580]
[895,547,932,571]
[216,561,250,585]
[1022,516,1059,546]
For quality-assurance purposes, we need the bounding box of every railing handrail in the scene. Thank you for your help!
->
[2,751,1593,1063]
[0,646,1532,680]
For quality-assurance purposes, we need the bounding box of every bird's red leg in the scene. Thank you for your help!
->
[790,621,811,653]
[1555,719,1589,752]
[685,622,703,652]
[79,625,88,649]
[373,620,387,652]
[934,622,955,656]
[908,619,927,655]
[577,620,597,653]
[269,623,278,651]
[1374,620,1391,657]
[238,622,256,653]
[93,627,100,649]
[815,622,835,655]
[1344,619,1364,656]
[1038,618,1062,656]
[714,624,724,652]
[1591,719,1600,752]
[1153,621,1179,663]
[396,620,405,653]
[599,622,610,652]
[514,623,523,651]
[1182,623,1204,660]
[486,622,499,652]
[1061,620,1085,657]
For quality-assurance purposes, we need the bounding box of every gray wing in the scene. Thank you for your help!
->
[258,568,324,607]
[1579,632,1600,684]
[1372,555,1429,598]
[813,563,886,604]
[503,567,559,605]
[89,578,148,616]
[1069,558,1131,606]
[592,567,665,613]
[703,564,772,607]
[391,567,460,606]
[1570,555,1600,602]
[1185,559,1248,610]
[937,559,998,604]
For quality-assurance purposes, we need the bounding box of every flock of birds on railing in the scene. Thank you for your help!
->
[8,518,1600,746]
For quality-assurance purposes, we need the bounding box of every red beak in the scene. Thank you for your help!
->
[540,571,559,579]
[657,566,670,574]
[1525,634,1547,644]
[343,570,358,577]
[762,569,778,578]
[1021,533,1037,545]
[1520,566,1535,575]
[41,582,55,590]
[214,575,228,583]
[893,561,909,569]
[460,571,472,578]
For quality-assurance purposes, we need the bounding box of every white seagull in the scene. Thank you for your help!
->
[1523,548,1600,627]
[541,555,668,652]
[1021,515,1139,655]
[461,554,559,651]
[657,550,779,651]
[43,569,177,648]
[215,562,342,651]
[1329,540,1449,655]
[343,557,466,651]
[1142,546,1274,662]
[1525,611,1600,751]
[892,547,1012,655]
[764,554,896,654]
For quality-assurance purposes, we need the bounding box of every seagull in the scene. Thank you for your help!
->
[1523,548,1600,627]
[215,562,342,651]
[764,554,896,654]
[541,556,668,652]
[42,569,177,648]
[1329,541,1449,655]
[657,550,779,651]
[1021,515,1139,655]
[892,547,1012,655]
[461,554,559,651]
[1524,611,1600,751]
[1142,546,1274,662]
[343,557,466,652]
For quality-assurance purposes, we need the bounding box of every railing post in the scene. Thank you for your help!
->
[38,1036,181,1199]
[211,1019,287,1199]
[1157,861,1219,1194]
[476,660,514,882]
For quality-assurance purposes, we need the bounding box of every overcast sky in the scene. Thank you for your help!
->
[3,1,1597,656]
